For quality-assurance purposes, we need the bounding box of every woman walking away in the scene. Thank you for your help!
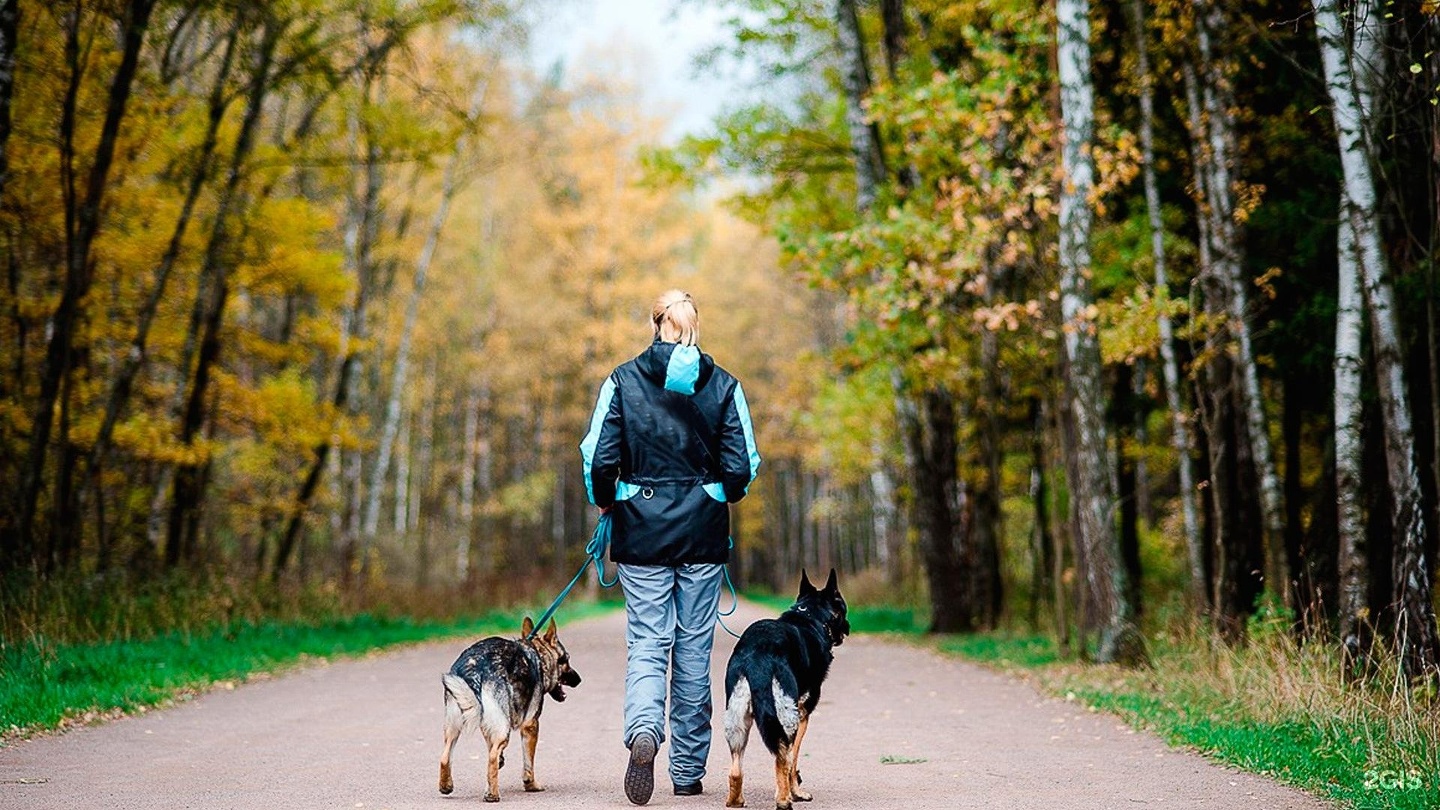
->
[580,289,761,804]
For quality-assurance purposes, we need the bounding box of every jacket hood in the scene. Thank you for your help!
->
[637,339,715,397]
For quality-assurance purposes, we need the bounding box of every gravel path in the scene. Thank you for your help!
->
[0,599,1331,809]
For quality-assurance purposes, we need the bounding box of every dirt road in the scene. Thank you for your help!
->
[1,600,1330,809]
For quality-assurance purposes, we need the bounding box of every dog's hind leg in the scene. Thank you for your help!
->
[725,679,754,808]
[772,742,794,810]
[484,734,509,802]
[787,713,811,802]
[440,673,477,795]
[520,718,543,792]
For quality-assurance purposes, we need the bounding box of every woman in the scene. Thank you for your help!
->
[580,289,761,805]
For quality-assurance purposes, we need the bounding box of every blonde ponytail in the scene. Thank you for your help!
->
[652,289,699,347]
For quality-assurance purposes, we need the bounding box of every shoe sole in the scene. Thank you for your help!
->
[625,735,657,805]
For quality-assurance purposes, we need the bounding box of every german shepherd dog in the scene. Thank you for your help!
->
[723,570,850,809]
[439,617,582,802]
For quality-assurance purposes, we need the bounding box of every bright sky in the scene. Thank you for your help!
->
[525,0,749,142]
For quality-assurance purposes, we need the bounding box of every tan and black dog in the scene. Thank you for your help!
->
[723,570,850,809]
[439,617,582,802]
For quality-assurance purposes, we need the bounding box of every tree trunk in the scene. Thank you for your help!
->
[458,386,478,582]
[395,405,411,535]
[1127,0,1205,610]
[1028,397,1055,630]
[879,0,906,82]
[1334,157,1369,653]
[361,81,485,543]
[1114,363,1143,617]
[973,267,1006,629]
[272,85,380,580]
[88,13,242,481]
[0,0,18,201]
[14,0,157,562]
[167,19,283,567]
[835,0,886,212]
[1315,0,1440,678]
[1057,0,1143,664]
[1192,0,1290,607]
[896,383,974,632]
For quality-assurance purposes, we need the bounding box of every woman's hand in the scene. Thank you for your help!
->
[599,505,613,515]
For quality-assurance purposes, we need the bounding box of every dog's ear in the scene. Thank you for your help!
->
[521,616,535,637]
[799,569,816,597]
[824,568,838,594]
[545,618,558,642]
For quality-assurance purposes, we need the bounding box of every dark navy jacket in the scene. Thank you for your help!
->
[580,340,761,566]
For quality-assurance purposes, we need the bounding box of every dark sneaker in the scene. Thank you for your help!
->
[673,781,703,796]
[625,732,657,805]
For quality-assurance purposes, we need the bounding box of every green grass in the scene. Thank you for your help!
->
[740,591,928,635]
[936,628,1440,810]
[1,600,619,742]
[936,632,1059,668]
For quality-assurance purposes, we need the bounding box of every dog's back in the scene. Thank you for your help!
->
[443,637,538,745]
[723,570,849,809]
[724,620,826,755]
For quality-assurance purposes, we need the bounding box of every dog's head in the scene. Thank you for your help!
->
[521,616,582,702]
[794,568,850,646]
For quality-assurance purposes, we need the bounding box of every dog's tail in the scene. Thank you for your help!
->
[744,660,799,755]
[442,672,480,734]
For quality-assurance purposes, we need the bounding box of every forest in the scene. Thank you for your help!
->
[2,0,1439,705]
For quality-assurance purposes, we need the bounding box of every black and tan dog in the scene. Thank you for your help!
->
[439,617,582,802]
[723,570,850,809]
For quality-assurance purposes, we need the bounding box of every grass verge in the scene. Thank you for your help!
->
[1,599,619,744]
[934,628,1439,810]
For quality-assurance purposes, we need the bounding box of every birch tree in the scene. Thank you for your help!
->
[1314,0,1440,678]
[1126,0,1204,609]
[1057,0,1143,664]
[1329,0,1380,654]
[1195,1,1291,608]
[361,81,488,543]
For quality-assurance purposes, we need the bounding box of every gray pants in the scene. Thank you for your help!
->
[618,562,724,786]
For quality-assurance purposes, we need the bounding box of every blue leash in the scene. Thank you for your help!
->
[524,513,743,641]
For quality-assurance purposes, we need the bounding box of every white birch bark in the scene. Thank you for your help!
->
[1314,0,1439,676]
[1057,0,1141,664]
[411,357,435,535]
[1128,0,1204,608]
[395,406,410,534]
[362,81,487,542]
[1192,0,1290,606]
[1332,0,1381,648]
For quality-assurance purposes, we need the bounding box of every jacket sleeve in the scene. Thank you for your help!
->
[719,381,761,503]
[580,375,624,508]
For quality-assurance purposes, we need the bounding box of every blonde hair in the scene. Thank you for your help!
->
[652,289,700,346]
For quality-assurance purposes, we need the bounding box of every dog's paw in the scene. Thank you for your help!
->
[724,799,746,808]
[775,802,792,810]
[439,781,454,796]
[484,792,500,803]
[524,780,545,793]
[791,788,813,802]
